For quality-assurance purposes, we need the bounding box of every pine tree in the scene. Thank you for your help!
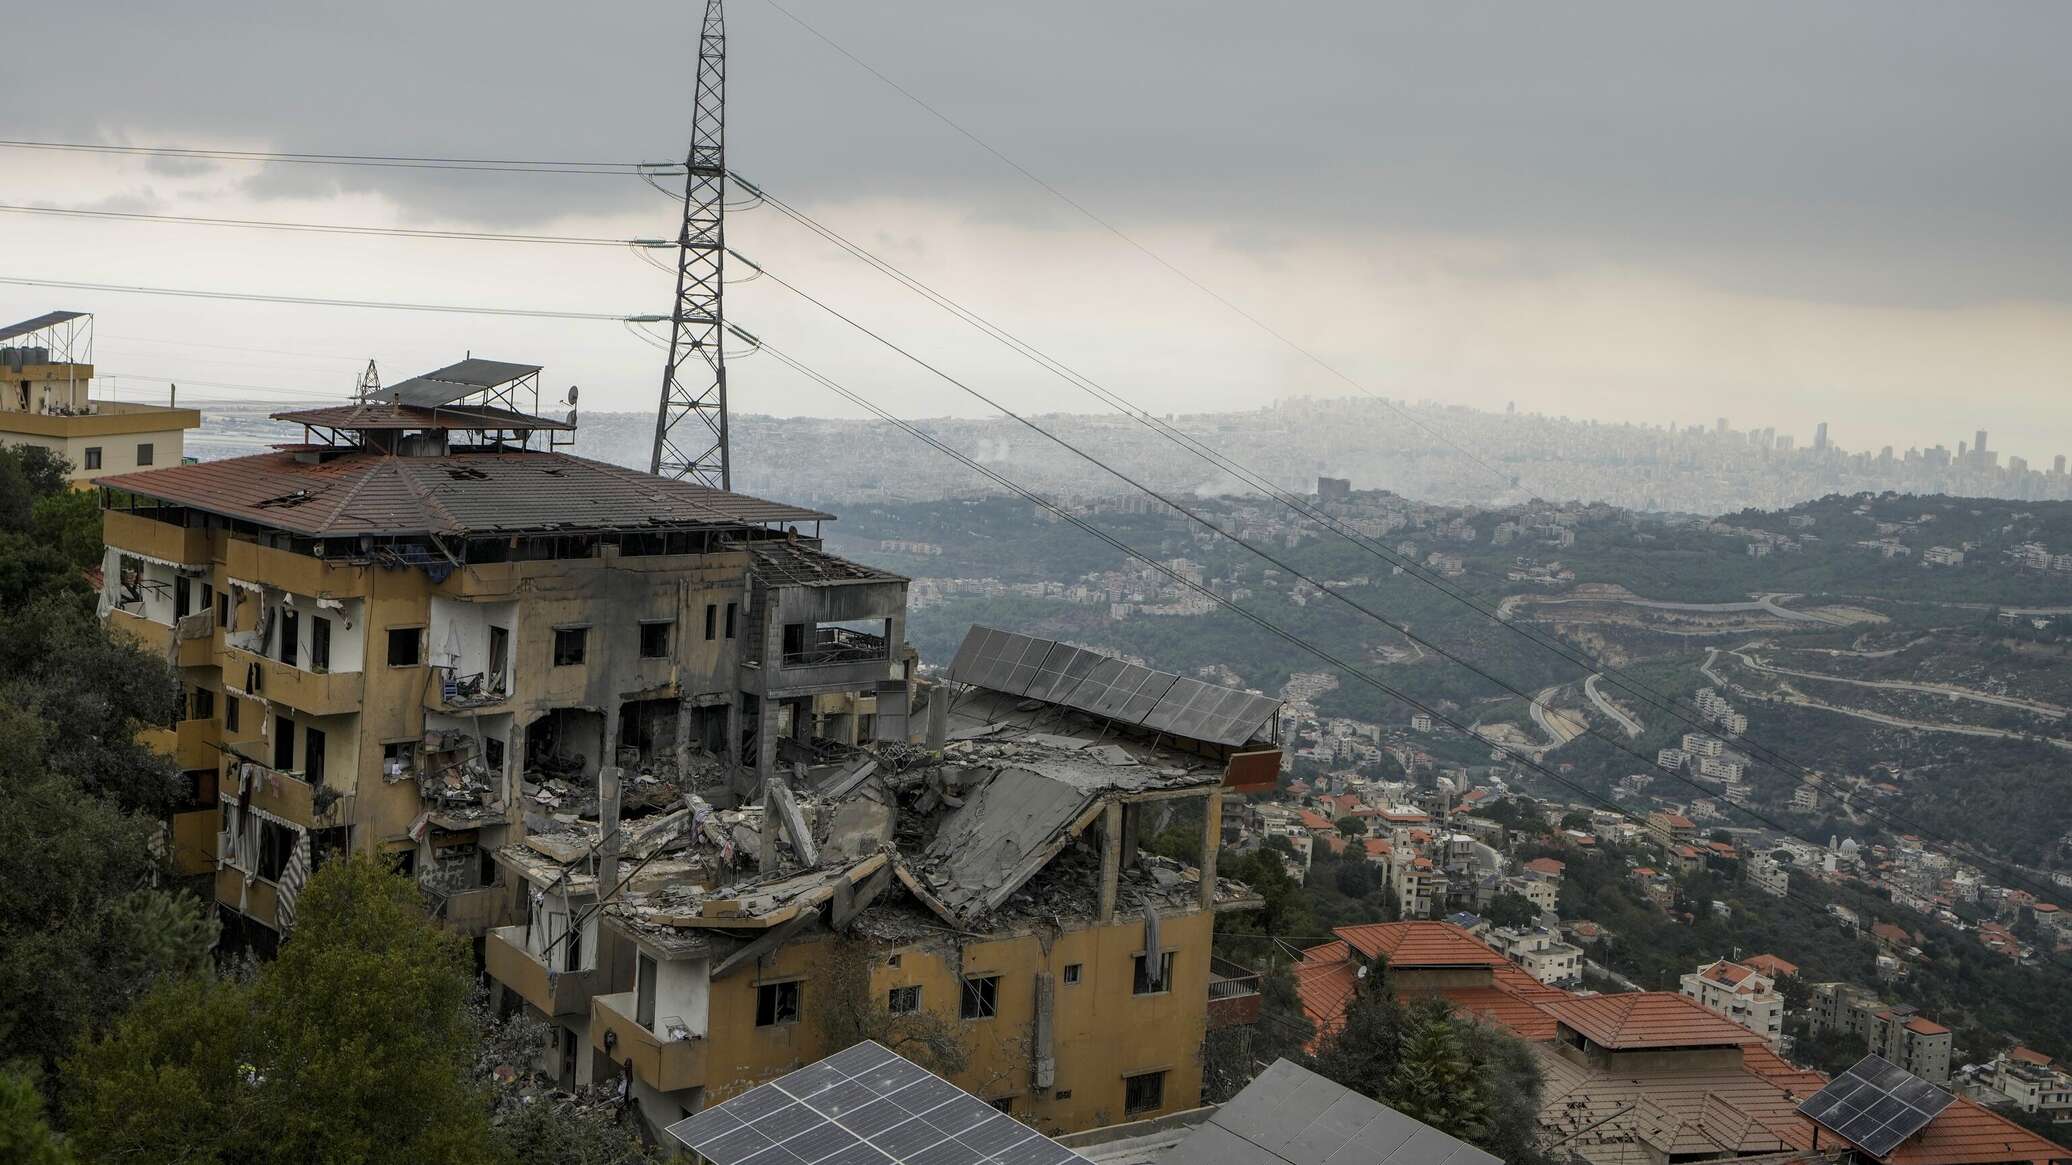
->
[1385,1004,1489,1142]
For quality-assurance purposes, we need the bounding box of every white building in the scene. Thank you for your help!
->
[1680,958,1785,1044]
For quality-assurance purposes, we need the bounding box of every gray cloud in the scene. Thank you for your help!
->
[3,1,2067,307]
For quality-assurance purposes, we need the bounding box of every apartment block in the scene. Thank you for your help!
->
[497,625,1280,1141]
[1680,958,1785,1044]
[0,311,197,484]
[1809,982,1954,1085]
[100,362,904,951]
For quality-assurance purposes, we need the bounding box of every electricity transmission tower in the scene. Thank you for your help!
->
[649,0,731,488]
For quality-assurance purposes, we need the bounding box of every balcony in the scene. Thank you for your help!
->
[223,645,364,716]
[174,717,222,770]
[169,808,218,876]
[486,925,606,1017]
[216,866,281,931]
[592,991,708,1093]
[425,669,511,714]
[424,883,512,937]
[219,752,352,830]
[103,508,211,565]
[781,625,890,669]
[1206,957,1263,1030]
[222,538,367,599]
[108,607,172,655]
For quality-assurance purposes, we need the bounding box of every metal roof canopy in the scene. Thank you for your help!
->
[380,358,542,408]
[1171,1058,1501,1165]
[0,310,86,345]
[947,625,1281,747]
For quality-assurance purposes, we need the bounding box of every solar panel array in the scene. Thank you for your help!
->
[946,626,1279,747]
[1797,1054,1955,1159]
[665,1041,1088,1165]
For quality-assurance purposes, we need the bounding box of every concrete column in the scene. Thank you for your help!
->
[925,687,948,750]
[791,698,813,745]
[673,696,693,776]
[758,776,779,871]
[597,763,624,902]
[1099,801,1122,924]
[1120,802,1141,870]
[755,699,780,785]
[725,696,742,767]
[1199,790,1223,910]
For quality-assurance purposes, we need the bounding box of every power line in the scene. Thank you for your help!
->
[745,334,1889,940]
[734,180,2072,913]
[0,202,655,246]
[742,250,2072,917]
[753,0,1518,492]
[0,138,666,176]
[0,275,637,321]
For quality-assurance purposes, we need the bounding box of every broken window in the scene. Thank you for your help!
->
[304,726,326,786]
[756,980,801,1027]
[382,740,415,779]
[279,608,299,666]
[484,735,505,774]
[190,686,214,722]
[487,626,509,692]
[990,1097,1014,1114]
[637,954,658,1026]
[887,985,921,1016]
[217,591,229,627]
[273,714,294,770]
[175,578,192,620]
[1124,1070,1165,1115]
[704,603,717,641]
[224,695,239,733]
[552,626,587,666]
[311,616,331,671]
[725,601,737,639]
[639,620,672,659]
[1063,963,1082,985]
[1132,952,1176,996]
[256,819,296,882]
[387,626,422,667]
[960,975,999,1020]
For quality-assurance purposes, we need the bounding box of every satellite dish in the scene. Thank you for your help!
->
[566,385,580,406]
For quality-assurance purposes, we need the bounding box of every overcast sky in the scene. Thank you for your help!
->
[3,1,2069,463]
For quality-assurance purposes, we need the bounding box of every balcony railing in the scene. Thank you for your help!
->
[591,991,708,1093]
[486,925,606,1017]
[1207,956,1263,1030]
[781,626,889,668]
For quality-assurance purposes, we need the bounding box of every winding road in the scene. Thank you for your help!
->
[1583,673,1644,737]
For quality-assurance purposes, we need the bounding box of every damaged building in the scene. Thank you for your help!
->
[99,359,908,951]
[483,625,1283,1141]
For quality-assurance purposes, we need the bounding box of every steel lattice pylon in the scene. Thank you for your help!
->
[650,0,730,487]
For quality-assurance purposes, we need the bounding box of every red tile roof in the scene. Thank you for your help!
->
[1906,1016,1952,1037]
[2010,1046,2053,1068]
[1297,809,1334,831]
[1524,857,1566,877]
[1333,921,1508,968]
[1546,992,1765,1050]
[1882,1095,2068,1165]
[1744,953,1800,979]
[1293,941,1358,1049]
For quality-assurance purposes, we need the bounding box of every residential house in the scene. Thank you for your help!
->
[1680,958,1785,1044]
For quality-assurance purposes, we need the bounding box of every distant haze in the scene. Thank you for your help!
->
[4,2,2069,467]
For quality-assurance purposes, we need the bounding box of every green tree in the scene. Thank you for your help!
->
[0,1071,73,1165]
[1483,890,1541,930]
[1388,1001,1489,1141]
[0,702,213,1087]
[68,856,499,1165]
[1335,817,1365,839]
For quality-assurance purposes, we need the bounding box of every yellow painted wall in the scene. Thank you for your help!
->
[678,908,1215,1138]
